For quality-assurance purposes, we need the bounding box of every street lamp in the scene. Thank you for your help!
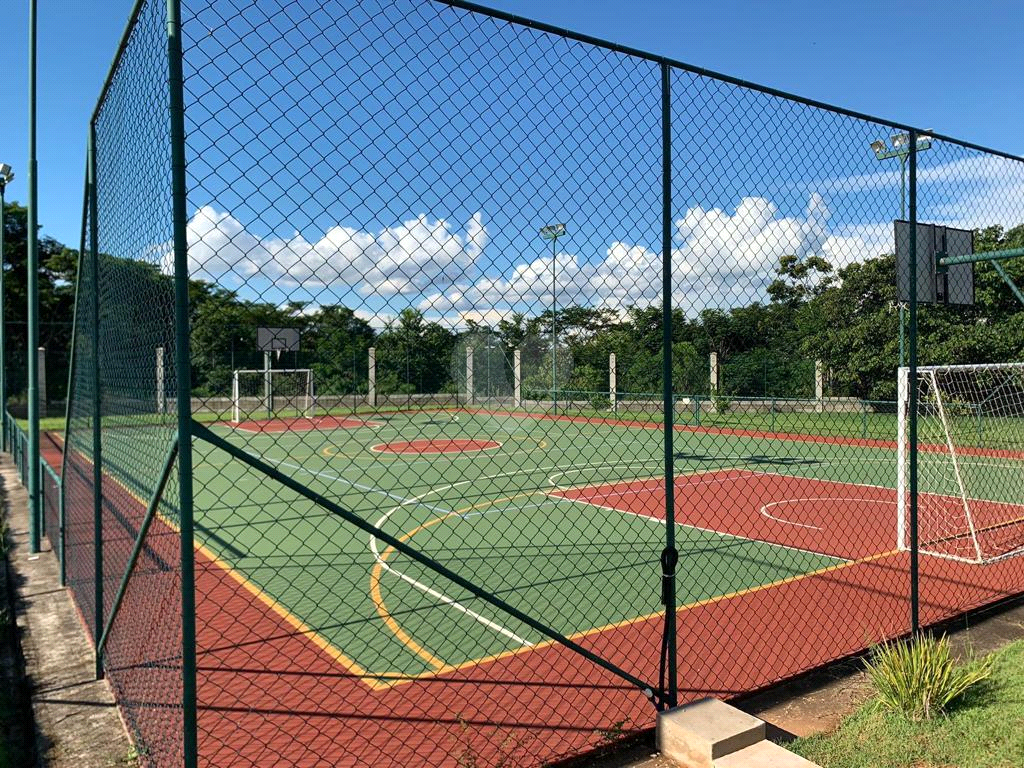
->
[0,163,14,449]
[539,223,566,413]
[870,132,932,366]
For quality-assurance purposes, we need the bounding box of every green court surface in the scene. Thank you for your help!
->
[87,408,1024,685]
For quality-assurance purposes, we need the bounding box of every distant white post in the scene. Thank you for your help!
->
[513,349,521,409]
[815,359,824,413]
[263,350,272,418]
[368,347,376,408]
[609,352,617,413]
[709,352,719,392]
[156,346,165,413]
[466,346,474,406]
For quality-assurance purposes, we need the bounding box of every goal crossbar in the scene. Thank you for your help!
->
[231,368,315,424]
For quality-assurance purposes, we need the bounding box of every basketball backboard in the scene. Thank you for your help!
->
[895,221,974,305]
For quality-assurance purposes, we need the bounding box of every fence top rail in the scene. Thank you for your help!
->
[441,0,1024,164]
[90,0,148,127]
[90,0,1024,165]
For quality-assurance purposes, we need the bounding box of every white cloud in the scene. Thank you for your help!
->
[176,206,487,297]
[419,194,838,317]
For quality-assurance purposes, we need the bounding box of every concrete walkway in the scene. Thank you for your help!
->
[2,454,132,767]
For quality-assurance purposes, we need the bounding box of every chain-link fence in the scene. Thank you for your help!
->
[29,0,1024,766]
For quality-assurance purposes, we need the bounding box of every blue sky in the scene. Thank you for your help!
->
[1,0,1022,324]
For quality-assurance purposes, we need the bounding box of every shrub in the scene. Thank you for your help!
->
[865,634,993,721]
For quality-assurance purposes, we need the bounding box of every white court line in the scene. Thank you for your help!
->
[550,488,845,562]
[758,497,896,530]
[262,457,533,648]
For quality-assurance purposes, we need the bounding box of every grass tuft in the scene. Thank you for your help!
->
[865,634,992,721]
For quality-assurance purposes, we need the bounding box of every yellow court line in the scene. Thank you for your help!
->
[380,546,901,689]
[367,489,546,673]
[72,444,403,692]
[369,478,902,689]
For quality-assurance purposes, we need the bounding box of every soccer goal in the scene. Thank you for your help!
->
[231,368,315,423]
[898,363,1024,563]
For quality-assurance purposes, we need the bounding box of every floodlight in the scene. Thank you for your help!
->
[891,132,909,149]
[539,223,566,240]
[0,163,12,182]
[870,140,887,157]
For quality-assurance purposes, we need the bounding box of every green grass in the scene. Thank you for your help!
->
[790,640,1024,768]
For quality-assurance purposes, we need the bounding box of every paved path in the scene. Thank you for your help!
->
[2,454,132,767]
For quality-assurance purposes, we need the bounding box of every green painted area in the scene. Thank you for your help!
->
[85,408,1023,681]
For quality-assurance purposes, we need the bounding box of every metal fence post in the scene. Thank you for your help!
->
[908,129,920,635]
[659,61,678,709]
[167,0,198,763]
[27,0,41,554]
[88,124,104,679]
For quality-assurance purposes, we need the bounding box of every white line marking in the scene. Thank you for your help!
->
[258,456,533,648]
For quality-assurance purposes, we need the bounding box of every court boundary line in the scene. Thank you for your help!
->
[550,469,852,562]
[62,440,406,692]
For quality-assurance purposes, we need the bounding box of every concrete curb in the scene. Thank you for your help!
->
[2,454,133,767]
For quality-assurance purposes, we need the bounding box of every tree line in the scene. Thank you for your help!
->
[3,197,1023,408]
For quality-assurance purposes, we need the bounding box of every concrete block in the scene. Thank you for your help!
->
[657,698,765,768]
[714,739,822,768]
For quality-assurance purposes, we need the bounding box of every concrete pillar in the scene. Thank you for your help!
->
[513,349,521,409]
[466,346,474,406]
[709,352,719,393]
[815,359,824,413]
[156,345,165,414]
[368,346,376,408]
[609,352,617,413]
[37,347,47,419]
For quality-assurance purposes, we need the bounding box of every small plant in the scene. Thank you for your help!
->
[597,718,632,743]
[710,387,732,414]
[865,633,993,721]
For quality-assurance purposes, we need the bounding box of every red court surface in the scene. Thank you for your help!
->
[51,450,1024,767]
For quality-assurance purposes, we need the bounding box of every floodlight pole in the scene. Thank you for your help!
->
[871,134,932,368]
[0,170,10,450]
[540,224,566,414]
[27,0,41,553]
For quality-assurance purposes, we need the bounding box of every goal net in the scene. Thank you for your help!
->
[898,363,1024,563]
[231,368,315,423]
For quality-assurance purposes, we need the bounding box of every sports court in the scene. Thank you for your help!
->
[64,404,1024,765]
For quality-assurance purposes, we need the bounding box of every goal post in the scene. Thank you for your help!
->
[898,363,1024,563]
[231,368,315,423]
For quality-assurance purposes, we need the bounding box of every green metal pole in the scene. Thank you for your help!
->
[660,61,678,709]
[27,0,41,554]
[166,0,198,763]
[940,247,1024,267]
[87,125,104,679]
[0,181,6,452]
[908,130,920,635]
[990,260,1024,307]
[96,439,179,658]
[192,420,662,701]
[60,157,89,590]
[551,235,557,415]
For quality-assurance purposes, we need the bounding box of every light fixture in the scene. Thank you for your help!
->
[891,132,909,149]
[539,223,566,240]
